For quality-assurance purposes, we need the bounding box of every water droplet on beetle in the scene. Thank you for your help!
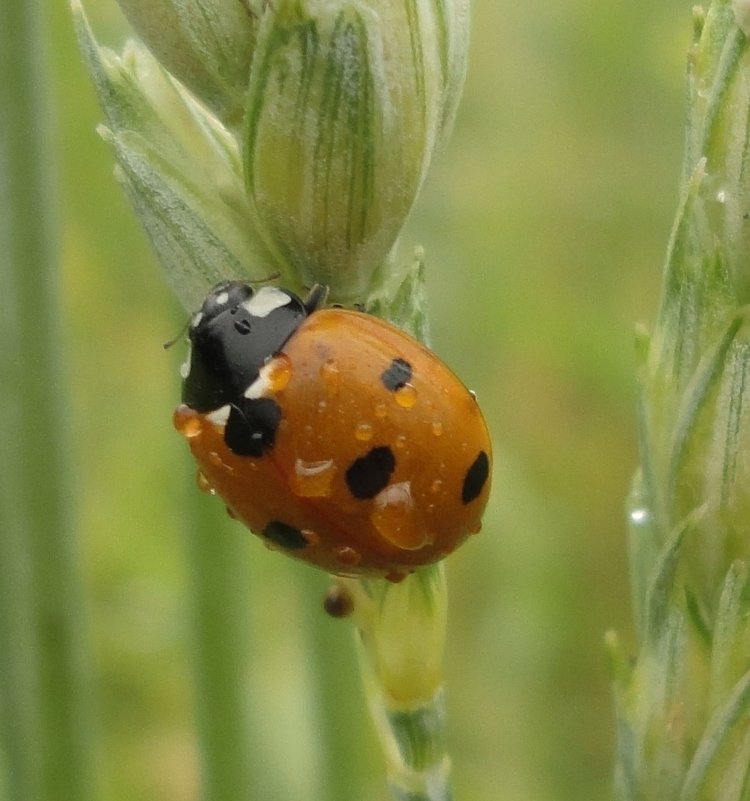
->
[267,354,292,392]
[371,482,429,551]
[173,405,202,438]
[196,471,215,495]
[335,546,361,567]
[431,421,444,437]
[430,479,443,495]
[289,458,336,497]
[374,402,388,419]
[302,529,321,546]
[319,360,341,396]
[394,383,418,409]
[323,584,354,618]
[355,422,374,442]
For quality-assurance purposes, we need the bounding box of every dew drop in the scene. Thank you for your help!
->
[335,546,362,567]
[355,422,374,442]
[394,383,418,409]
[302,529,321,546]
[288,458,336,497]
[319,360,341,396]
[430,479,443,495]
[267,353,292,392]
[630,507,651,526]
[173,405,202,438]
[323,584,354,618]
[196,471,215,494]
[371,482,429,550]
[374,402,388,419]
[394,434,408,450]
[431,421,444,437]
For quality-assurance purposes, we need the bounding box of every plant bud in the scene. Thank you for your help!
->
[243,0,469,301]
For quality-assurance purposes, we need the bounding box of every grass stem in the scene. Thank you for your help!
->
[0,2,95,800]
[182,482,256,801]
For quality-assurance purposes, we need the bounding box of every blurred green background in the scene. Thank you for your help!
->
[40,0,692,799]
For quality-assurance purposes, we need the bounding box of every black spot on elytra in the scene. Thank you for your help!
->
[461,451,489,504]
[381,358,412,391]
[263,521,308,550]
[224,397,282,456]
[345,446,396,500]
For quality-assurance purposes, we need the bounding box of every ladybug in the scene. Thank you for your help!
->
[173,282,491,581]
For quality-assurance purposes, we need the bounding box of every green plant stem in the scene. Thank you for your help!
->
[182,478,257,801]
[345,564,452,801]
[297,569,373,801]
[0,2,94,801]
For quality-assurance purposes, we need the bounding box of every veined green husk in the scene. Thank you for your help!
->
[242,0,468,301]
[612,2,750,798]
[74,0,469,307]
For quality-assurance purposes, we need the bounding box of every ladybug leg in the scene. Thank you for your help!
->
[304,284,329,313]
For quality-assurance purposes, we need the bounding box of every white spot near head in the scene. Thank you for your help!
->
[215,291,230,306]
[244,361,275,399]
[206,405,231,427]
[191,311,204,329]
[179,359,190,379]
[241,286,291,318]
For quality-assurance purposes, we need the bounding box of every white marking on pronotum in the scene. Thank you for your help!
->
[214,291,230,306]
[244,361,275,399]
[191,311,204,328]
[241,287,290,318]
[206,405,231,427]
[179,360,190,379]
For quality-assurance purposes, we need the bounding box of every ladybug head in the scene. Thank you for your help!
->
[182,284,311,412]
[195,281,254,328]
